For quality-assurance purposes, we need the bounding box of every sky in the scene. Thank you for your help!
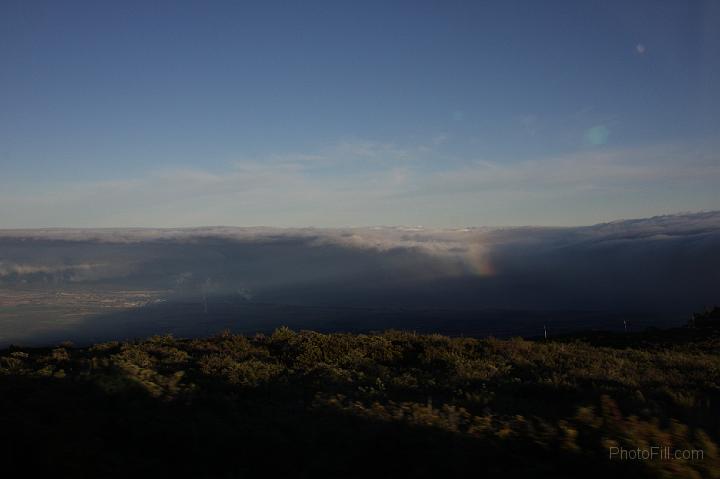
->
[0,0,718,228]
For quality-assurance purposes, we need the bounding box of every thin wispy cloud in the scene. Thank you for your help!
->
[0,139,718,228]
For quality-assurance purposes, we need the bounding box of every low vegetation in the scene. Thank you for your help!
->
[2,325,719,478]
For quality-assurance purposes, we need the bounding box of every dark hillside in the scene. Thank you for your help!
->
[1,327,719,478]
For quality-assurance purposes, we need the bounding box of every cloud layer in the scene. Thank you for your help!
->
[1,211,718,313]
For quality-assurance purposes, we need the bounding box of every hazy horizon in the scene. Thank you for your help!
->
[1,209,717,231]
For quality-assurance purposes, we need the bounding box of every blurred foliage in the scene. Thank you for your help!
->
[1,326,719,478]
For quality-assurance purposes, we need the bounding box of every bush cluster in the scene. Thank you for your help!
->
[1,327,718,478]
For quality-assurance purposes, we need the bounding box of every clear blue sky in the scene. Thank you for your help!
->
[1,0,718,227]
